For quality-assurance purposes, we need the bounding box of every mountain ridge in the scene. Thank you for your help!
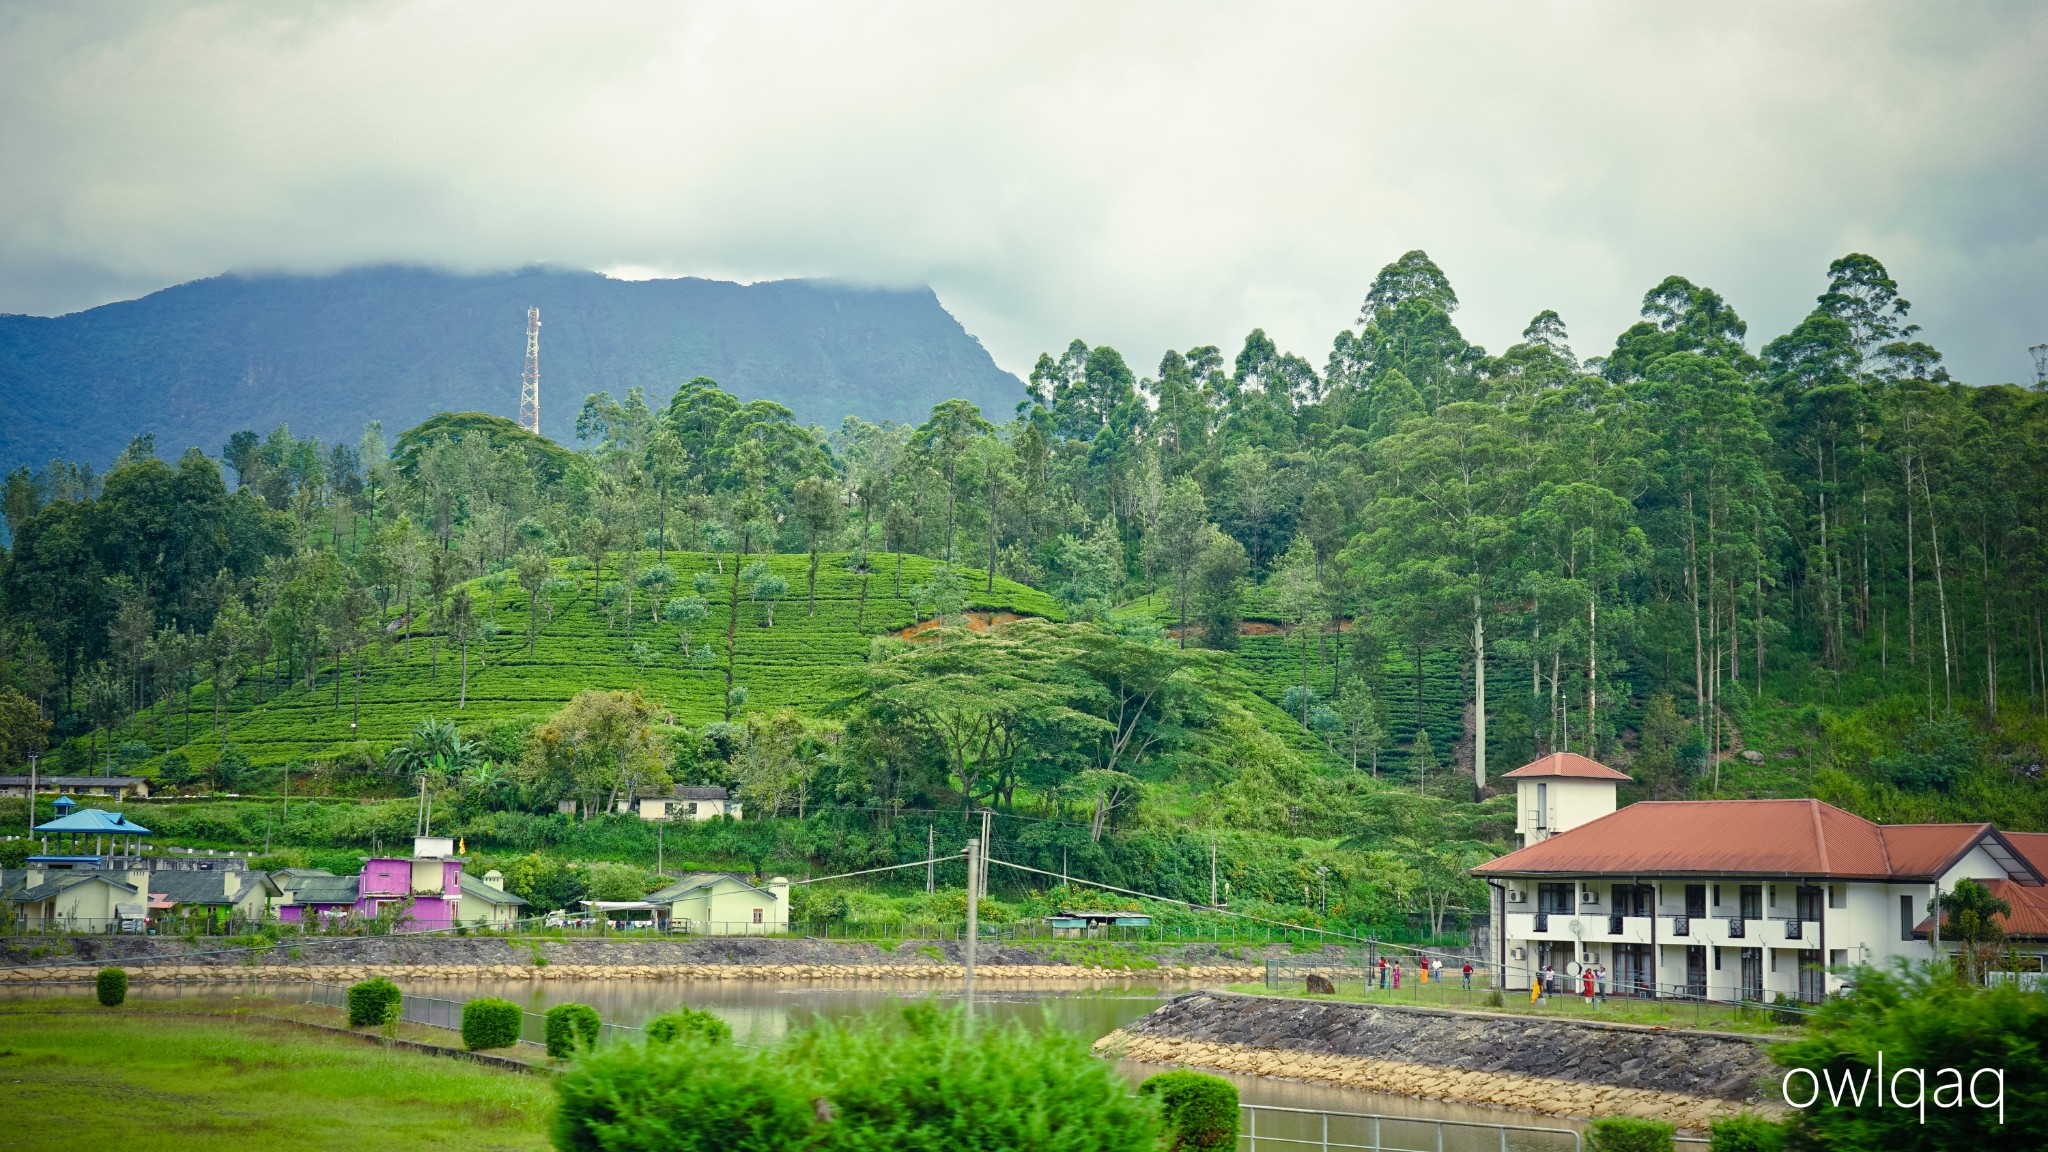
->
[0,265,1022,470]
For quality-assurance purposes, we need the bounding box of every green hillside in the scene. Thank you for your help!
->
[135,552,1063,768]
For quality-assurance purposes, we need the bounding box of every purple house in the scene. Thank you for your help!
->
[276,836,465,930]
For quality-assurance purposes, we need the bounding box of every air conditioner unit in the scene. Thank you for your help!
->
[1582,887,1600,905]
[1507,885,1527,903]
[1510,947,1526,961]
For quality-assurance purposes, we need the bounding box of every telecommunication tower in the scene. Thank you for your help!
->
[519,307,542,434]
[2030,343,2047,391]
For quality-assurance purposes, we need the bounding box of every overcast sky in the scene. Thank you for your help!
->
[3,1,2045,386]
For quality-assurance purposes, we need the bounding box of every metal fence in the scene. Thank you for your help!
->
[1264,951,1818,1027]
[1240,1103,1582,1152]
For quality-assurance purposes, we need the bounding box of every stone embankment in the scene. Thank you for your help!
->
[0,935,1264,983]
[1096,991,1785,1131]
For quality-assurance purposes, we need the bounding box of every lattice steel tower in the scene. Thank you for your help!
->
[519,307,542,434]
[2031,343,2047,390]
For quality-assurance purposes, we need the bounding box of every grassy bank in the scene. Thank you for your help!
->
[1229,980,1804,1036]
[0,998,553,1150]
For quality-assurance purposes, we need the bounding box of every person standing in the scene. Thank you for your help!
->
[1461,961,1473,991]
[1378,956,1388,990]
[1582,964,1595,1004]
[1391,962,1401,991]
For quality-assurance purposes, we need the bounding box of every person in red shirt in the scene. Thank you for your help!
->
[1582,965,1596,1003]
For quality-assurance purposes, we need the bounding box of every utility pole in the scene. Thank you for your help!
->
[978,809,992,898]
[926,825,935,894]
[963,836,979,1024]
[657,819,665,876]
[27,752,37,838]
[519,307,542,434]
[1209,823,1219,906]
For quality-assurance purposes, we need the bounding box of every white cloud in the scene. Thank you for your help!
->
[2,0,2044,385]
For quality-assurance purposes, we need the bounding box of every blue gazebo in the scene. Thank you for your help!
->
[33,807,153,858]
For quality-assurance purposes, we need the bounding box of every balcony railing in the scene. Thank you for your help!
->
[1534,912,1549,932]
[1726,917,1746,939]
[1783,919,1803,941]
[1670,916,1690,937]
[1608,915,1624,934]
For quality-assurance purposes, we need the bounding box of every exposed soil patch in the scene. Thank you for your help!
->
[898,611,1028,640]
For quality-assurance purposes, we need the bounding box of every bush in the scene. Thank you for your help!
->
[552,1002,1155,1152]
[1768,993,1804,1026]
[645,1007,733,1045]
[545,1002,603,1058]
[347,977,403,1027]
[462,997,523,1050]
[1708,1114,1786,1151]
[555,1030,817,1152]
[95,967,127,1007]
[0,839,28,868]
[1773,963,2048,1147]
[1139,1069,1238,1151]
[1587,1116,1674,1152]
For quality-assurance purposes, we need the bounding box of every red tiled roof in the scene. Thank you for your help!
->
[1911,878,2048,940]
[2004,832,2048,877]
[1878,824,1992,878]
[1473,798,2034,881]
[1500,753,1632,782]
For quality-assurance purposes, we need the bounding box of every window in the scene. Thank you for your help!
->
[1713,947,1722,971]
[1901,894,1916,941]
[1828,885,1846,909]
[752,908,764,924]
[1535,783,1548,829]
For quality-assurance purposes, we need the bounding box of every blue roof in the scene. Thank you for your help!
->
[32,808,153,835]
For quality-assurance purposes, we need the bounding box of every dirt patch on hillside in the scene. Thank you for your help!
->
[898,611,1027,640]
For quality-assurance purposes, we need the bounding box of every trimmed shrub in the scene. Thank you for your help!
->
[545,1002,603,1058]
[645,1007,733,1045]
[462,997,524,1051]
[1708,1114,1787,1152]
[1139,1069,1238,1151]
[95,967,127,1007]
[552,1002,1155,1152]
[347,977,403,1028]
[1587,1116,1675,1152]
[1768,993,1804,1026]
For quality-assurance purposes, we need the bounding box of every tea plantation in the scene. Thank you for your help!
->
[139,551,1062,767]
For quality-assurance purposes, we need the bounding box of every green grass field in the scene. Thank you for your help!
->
[0,999,553,1150]
[133,550,1062,767]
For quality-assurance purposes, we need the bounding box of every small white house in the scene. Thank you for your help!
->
[459,868,528,927]
[1505,753,1629,845]
[633,785,742,822]
[1475,755,2048,1003]
[645,871,788,934]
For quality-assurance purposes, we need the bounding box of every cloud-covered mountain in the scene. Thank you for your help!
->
[0,266,1021,471]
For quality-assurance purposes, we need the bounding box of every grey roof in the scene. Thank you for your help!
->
[0,776,147,788]
[641,785,730,801]
[459,873,527,906]
[151,870,278,906]
[284,876,360,906]
[646,871,776,903]
[9,873,139,904]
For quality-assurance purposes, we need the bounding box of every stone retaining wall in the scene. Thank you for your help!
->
[1096,991,1785,1131]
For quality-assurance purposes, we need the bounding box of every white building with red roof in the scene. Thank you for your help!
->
[1473,755,2047,1003]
